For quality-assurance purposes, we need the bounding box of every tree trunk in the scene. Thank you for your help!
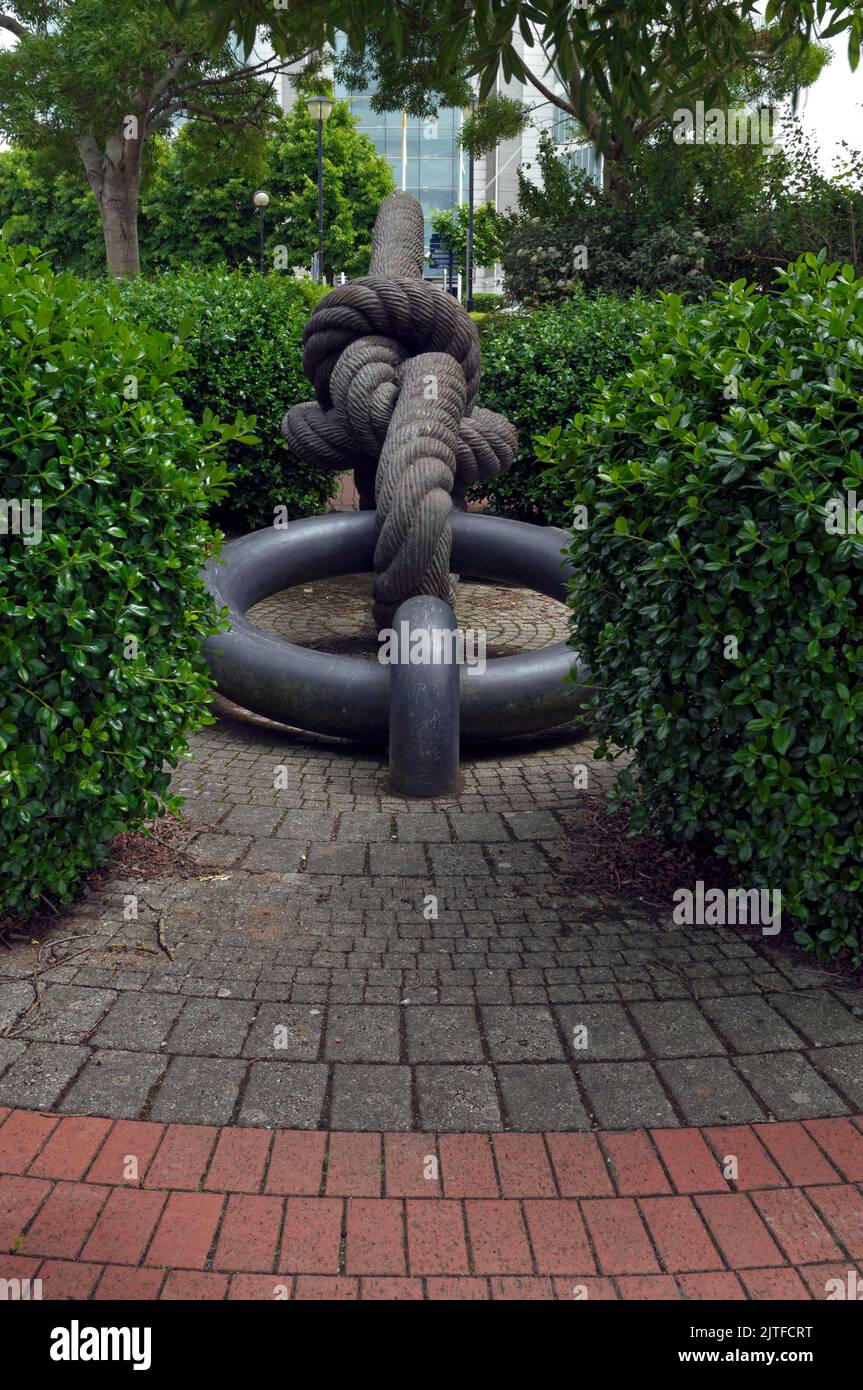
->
[602,152,631,208]
[77,127,143,277]
[99,169,141,277]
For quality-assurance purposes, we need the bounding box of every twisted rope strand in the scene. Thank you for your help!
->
[280,191,518,628]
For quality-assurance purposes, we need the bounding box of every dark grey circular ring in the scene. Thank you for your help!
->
[202,511,594,743]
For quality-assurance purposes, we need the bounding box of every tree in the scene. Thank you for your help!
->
[264,98,394,279]
[498,119,863,303]
[0,0,296,275]
[429,202,506,276]
[170,1,847,205]
[174,1,862,144]
[0,96,395,277]
[0,145,105,274]
[144,96,395,277]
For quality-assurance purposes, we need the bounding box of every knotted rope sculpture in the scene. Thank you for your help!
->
[282,192,517,628]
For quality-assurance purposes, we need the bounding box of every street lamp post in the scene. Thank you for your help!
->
[465,94,478,312]
[252,190,269,273]
[306,95,334,283]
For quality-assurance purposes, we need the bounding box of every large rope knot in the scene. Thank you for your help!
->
[282,191,517,627]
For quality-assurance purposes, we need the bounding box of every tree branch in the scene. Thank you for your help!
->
[171,50,310,99]
[145,101,185,135]
[522,65,578,121]
[75,134,105,200]
[146,49,195,110]
[0,12,27,39]
[181,86,275,128]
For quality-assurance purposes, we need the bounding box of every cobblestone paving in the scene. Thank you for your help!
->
[2,578,862,1131]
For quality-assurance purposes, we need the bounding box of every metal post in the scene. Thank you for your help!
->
[317,115,324,284]
[388,595,461,798]
[258,208,265,274]
[465,94,477,312]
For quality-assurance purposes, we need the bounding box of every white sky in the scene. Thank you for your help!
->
[0,23,861,170]
[794,35,863,171]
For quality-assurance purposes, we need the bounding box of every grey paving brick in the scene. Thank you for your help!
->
[91,994,184,1052]
[165,997,256,1057]
[337,813,393,842]
[657,1058,767,1125]
[17,985,116,1043]
[428,845,491,875]
[189,834,251,867]
[512,986,550,1005]
[490,845,550,874]
[149,1056,246,1124]
[238,1062,328,1128]
[405,1007,483,1062]
[481,1006,565,1061]
[179,797,230,826]
[59,1050,168,1118]
[243,840,308,872]
[221,806,283,836]
[305,844,367,874]
[498,1064,590,1130]
[736,1052,849,1119]
[276,810,337,840]
[503,811,563,840]
[243,1004,323,1059]
[0,981,35,1032]
[330,1064,411,1129]
[701,995,801,1053]
[579,1061,678,1129]
[369,844,430,877]
[447,812,510,842]
[771,994,863,1047]
[0,1038,27,1080]
[439,987,476,1005]
[325,1005,400,1062]
[395,814,452,842]
[0,1043,88,1109]
[554,1003,644,1060]
[807,1045,863,1109]
[628,1001,725,1058]
[416,1065,502,1130]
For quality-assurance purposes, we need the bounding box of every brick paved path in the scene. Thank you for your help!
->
[1,576,861,1134]
[2,1107,862,1300]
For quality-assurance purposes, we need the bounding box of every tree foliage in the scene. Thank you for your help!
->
[170,1,861,160]
[499,122,863,304]
[263,99,394,279]
[429,201,506,275]
[0,0,288,273]
[0,98,394,278]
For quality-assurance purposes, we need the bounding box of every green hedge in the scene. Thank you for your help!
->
[471,292,507,312]
[474,292,656,525]
[0,239,251,918]
[541,254,863,961]
[117,268,332,531]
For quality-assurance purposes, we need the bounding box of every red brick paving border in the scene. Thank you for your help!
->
[1,1108,863,1300]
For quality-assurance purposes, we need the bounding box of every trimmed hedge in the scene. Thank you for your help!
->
[474,292,656,525]
[471,292,507,312]
[0,239,251,919]
[117,268,332,531]
[541,254,863,961]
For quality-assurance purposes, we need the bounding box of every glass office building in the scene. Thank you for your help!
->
[280,33,603,284]
[331,88,464,271]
